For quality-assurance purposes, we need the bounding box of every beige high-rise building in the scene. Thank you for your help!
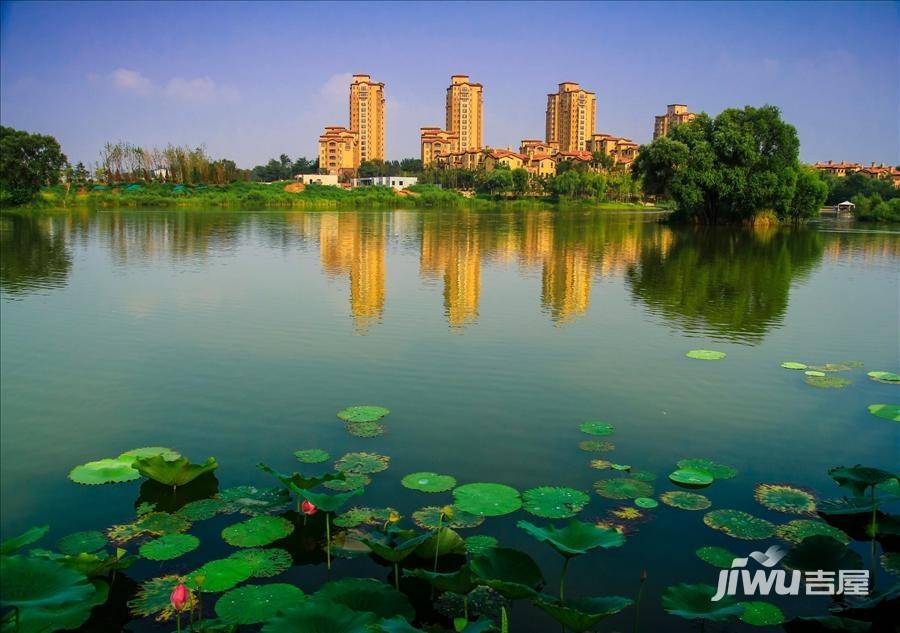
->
[349,74,385,163]
[318,126,359,176]
[653,104,696,140]
[446,75,483,152]
[545,82,596,152]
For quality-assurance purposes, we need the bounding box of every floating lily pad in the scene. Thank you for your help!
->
[337,406,390,423]
[590,459,613,470]
[136,502,156,516]
[661,583,743,621]
[453,483,522,517]
[334,452,390,474]
[293,449,330,464]
[579,440,614,452]
[522,487,590,519]
[868,371,900,383]
[346,421,385,437]
[781,362,808,370]
[668,469,714,487]
[334,507,397,529]
[518,519,625,558]
[579,421,614,436]
[401,472,457,493]
[868,404,900,422]
[134,454,218,487]
[324,473,371,491]
[0,555,96,608]
[775,520,848,545]
[188,558,254,592]
[782,535,863,572]
[611,464,631,471]
[675,459,737,480]
[465,535,499,556]
[68,458,141,485]
[118,447,181,465]
[881,552,900,576]
[215,583,305,625]
[610,506,643,520]
[739,601,785,627]
[222,516,294,548]
[755,483,816,514]
[805,375,852,389]
[629,470,657,482]
[634,497,658,509]
[703,510,775,540]
[317,577,415,621]
[533,596,633,633]
[262,600,377,633]
[686,350,727,361]
[57,531,106,556]
[228,547,292,578]
[809,361,863,372]
[593,478,653,500]
[136,512,191,535]
[139,534,200,561]
[696,546,738,568]
[129,575,194,621]
[106,523,145,543]
[219,485,292,516]
[412,506,484,530]
[805,370,826,377]
[177,498,226,521]
[660,491,711,510]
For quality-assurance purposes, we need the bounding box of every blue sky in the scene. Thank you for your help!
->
[1,1,897,167]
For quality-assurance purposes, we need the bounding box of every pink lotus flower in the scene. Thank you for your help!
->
[301,499,317,515]
[170,583,189,612]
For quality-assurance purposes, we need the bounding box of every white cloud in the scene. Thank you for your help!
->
[109,68,153,95]
[102,69,239,103]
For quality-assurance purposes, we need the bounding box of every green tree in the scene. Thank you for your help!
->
[511,168,529,195]
[0,126,68,205]
[477,168,515,196]
[790,166,828,221]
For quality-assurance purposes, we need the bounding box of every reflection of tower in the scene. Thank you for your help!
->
[517,211,554,268]
[541,246,591,324]
[419,214,481,328]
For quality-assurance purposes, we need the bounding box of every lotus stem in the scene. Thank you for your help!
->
[559,557,570,602]
[633,571,646,633]
[433,513,443,574]
[394,562,400,590]
[176,612,181,633]
[326,513,332,571]
[501,606,509,633]
[870,486,877,591]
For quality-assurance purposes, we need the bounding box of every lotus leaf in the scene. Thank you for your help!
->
[414,527,467,558]
[661,583,743,621]
[465,535,499,556]
[346,421,385,437]
[593,478,653,500]
[676,458,737,479]
[404,566,476,594]
[334,507,398,528]
[775,520,849,545]
[222,515,294,547]
[828,465,898,496]
[257,463,346,493]
[118,446,181,464]
[453,483,522,517]
[136,512,191,535]
[781,362,808,370]
[754,483,817,514]
[139,534,199,561]
[660,490,711,510]
[739,601,785,626]
[634,497,658,509]
[806,375,852,389]
[129,575,195,621]
[177,498,226,521]
[214,583,305,625]
[334,452,390,474]
[1,525,49,555]
[0,555,95,609]
[867,404,900,422]
[377,615,430,633]
[881,552,900,576]
[330,529,377,560]
[611,463,630,471]
[315,578,415,621]
[579,421,614,436]
[228,547,292,577]
[818,496,889,516]
[261,600,378,633]
[805,370,826,377]
[134,454,218,487]
[56,531,106,556]
[703,510,775,540]
[629,469,657,482]
[401,472,457,493]
[868,371,900,383]
[301,488,364,513]
[68,458,141,485]
[610,506,643,520]
[470,547,544,599]
[323,473,371,491]
[29,548,133,578]
[668,469,714,487]
[7,579,108,633]
[188,558,254,592]
[782,535,863,572]
[578,440,614,452]
[590,459,612,470]
[686,349,727,360]
[522,487,590,519]
[107,522,145,543]
[219,485,292,515]
[136,501,156,516]
[361,532,431,563]
[337,405,390,423]
[412,506,484,530]
[294,448,330,464]
[533,596,633,632]
[808,361,863,372]
[696,546,738,568]
[517,519,625,558]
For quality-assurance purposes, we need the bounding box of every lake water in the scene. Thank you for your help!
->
[1,207,898,631]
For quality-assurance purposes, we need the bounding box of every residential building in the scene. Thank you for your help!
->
[446,75,483,152]
[554,150,593,169]
[318,126,359,177]
[295,173,339,186]
[653,104,696,140]
[545,82,596,152]
[526,154,557,177]
[588,133,639,166]
[349,74,385,163]
[352,175,419,190]
[484,149,526,172]
[420,127,459,167]
[812,160,862,178]
[520,139,558,158]
[435,149,484,171]
[857,162,899,184]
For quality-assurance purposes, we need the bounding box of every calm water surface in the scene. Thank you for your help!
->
[1,208,898,631]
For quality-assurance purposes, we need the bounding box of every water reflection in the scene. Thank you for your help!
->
[0,213,72,296]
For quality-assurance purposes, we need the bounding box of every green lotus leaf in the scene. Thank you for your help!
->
[533,596,633,632]
[518,519,625,558]
[361,532,431,563]
[0,555,95,609]
[139,534,200,561]
[346,422,385,437]
[106,522,145,543]
[805,370,826,377]
[465,535,499,556]
[323,473,371,491]
[781,362,808,370]
[775,520,849,545]
[695,546,738,568]
[414,527,467,558]
[453,483,522,517]
[660,491,711,510]
[334,452,390,474]
[214,583,305,625]
[128,575,194,621]
[868,371,900,383]
[337,405,390,423]
[401,472,457,493]
[578,440,614,452]
[333,507,398,529]
[634,497,658,509]
[782,615,873,632]
[315,578,415,621]
[301,487,365,513]
[579,421,614,436]
[661,583,743,621]
[806,375,852,389]
[629,469,657,482]
[68,458,141,485]
[29,548,134,578]
[177,498,227,521]
[522,487,590,519]
[294,448,330,464]
[9,579,108,633]
[818,496,894,516]
[703,510,775,540]
[675,458,737,479]
[376,615,430,633]
[881,552,900,576]
[686,349,727,360]
[1,525,49,555]
[590,459,613,470]
[808,361,863,372]
[412,506,484,530]
[257,463,346,494]
[136,502,156,516]
[228,547,292,577]
[828,465,899,496]
[219,485,292,516]
[118,446,181,465]
[867,404,900,422]
[470,547,544,599]
[739,601,785,626]
[222,515,294,547]
[783,535,863,572]
[134,454,218,487]
[611,463,631,471]
[136,512,191,535]
[754,483,817,514]
[593,478,653,500]
[404,566,476,594]
[56,530,106,556]
[187,558,254,592]
[261,600,378,633]
[668,469,713,487]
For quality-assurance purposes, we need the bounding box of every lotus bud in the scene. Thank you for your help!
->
[301,499,317,516]
[388,510,401,524]
[170,583,190,612]
[440,505,454,519]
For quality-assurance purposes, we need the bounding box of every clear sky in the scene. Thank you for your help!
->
[1,1,897,168]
